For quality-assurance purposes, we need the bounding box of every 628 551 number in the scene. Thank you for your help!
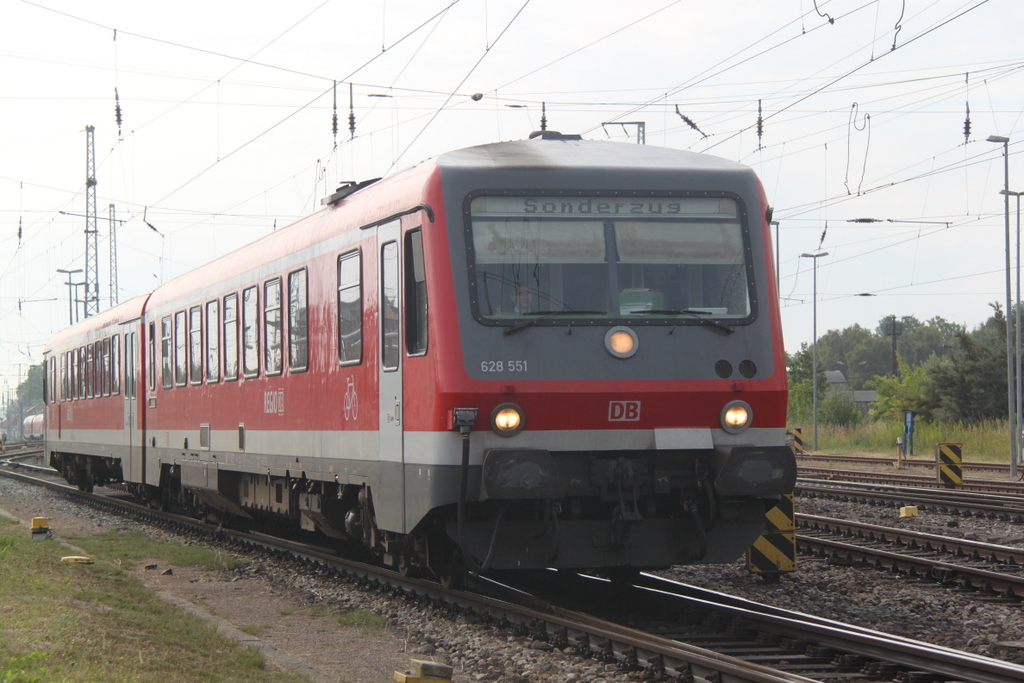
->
[481,360,528,373]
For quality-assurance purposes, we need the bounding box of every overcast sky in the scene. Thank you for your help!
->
[0,0,1021,397]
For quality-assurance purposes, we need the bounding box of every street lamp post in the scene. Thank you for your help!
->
[1003,188,1023,478]
[801,251,829,452]
[989,135,1017,478]
[56,268,83,326]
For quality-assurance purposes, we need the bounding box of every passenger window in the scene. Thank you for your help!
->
[123,333,133,399]
[288,269,308,372]
[242,286,259,378]
[102,337,111,396]
[190,306,203,384]
[224,294,238,381]
[149,322,157,391]
[161,316,173,389]
[405,228,428,355]
[86,343,94,398]
[206,300,220,383]
[174,311,187,387]
[337,250,362,365]
[111,335,120,395]
[264,278,282,376]
[381,241,399,371]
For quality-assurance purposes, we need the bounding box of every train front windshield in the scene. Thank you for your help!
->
[467,195,754,325]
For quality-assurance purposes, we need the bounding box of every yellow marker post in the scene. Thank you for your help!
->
[747,493,797,575]
[936,443,963,488]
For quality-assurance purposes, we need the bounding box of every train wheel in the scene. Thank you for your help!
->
[76,469,94,493]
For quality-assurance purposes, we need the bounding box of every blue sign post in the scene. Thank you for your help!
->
[903,410,916,456]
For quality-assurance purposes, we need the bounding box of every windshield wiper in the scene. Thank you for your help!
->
[629,309,735,334]
[504,310,607,335]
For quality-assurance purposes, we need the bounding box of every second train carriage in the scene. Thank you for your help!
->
[44,132,794,578]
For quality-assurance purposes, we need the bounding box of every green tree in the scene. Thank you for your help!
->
[16,363,44,413]
[922,319,1008,423]
[815,324,887,390]
[820,387,863,427]
[787,342,826,422]
[867,357,932,422]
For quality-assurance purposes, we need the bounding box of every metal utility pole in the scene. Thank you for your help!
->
[801,251,829,452]
[109,204,118,306]
[886,315,904,377]
[84,125,100,318]
[988,135,1016,477]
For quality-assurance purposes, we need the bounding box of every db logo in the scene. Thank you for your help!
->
[608,401,641,422]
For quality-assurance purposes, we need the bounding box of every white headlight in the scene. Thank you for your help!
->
[720,400,752,434]
[604,326,638,359]
[491,403,525,436]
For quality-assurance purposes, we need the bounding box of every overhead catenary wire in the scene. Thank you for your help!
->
[0,0,1017,370]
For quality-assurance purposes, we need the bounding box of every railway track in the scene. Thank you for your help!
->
[4,466,1024,683]
[797,452,1019,476]
[799,466,1024,495]
[797,478,1024,521]
[796,513,1024,600]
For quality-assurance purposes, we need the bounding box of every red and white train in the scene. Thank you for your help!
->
[44,131,793,580]
[23,413,45,440]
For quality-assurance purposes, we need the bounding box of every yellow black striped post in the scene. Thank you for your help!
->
[747,493,796,575]
[936,443,963,488]
[791,428,804,454]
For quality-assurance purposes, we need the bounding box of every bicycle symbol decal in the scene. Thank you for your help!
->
[344,377,358,421]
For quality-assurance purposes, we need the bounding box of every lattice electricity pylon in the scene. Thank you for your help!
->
[109,204,118,306]
[84,125,100,318]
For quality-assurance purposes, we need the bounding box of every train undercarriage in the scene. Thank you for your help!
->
[48,444,791,586]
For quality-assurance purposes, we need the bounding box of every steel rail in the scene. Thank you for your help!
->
[799,467,1024,495]
[629,574,1024,683]
[798,533,1024,600]
[796,453,1014,473]
[797,480,1024,520]
[797,513,1024,565]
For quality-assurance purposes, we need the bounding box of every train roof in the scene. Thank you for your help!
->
[433,131,751,175]
[45,292,150,352]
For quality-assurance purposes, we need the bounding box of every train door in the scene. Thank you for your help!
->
[377,219,405,532]
[122,320,144,483]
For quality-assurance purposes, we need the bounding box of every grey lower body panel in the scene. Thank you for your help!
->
[448,504,766,570]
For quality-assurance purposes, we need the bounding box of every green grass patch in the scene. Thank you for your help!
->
[792,418,1015,462]
[61,528,243,570]
[335,608,388,631]
[0,525,306,683]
